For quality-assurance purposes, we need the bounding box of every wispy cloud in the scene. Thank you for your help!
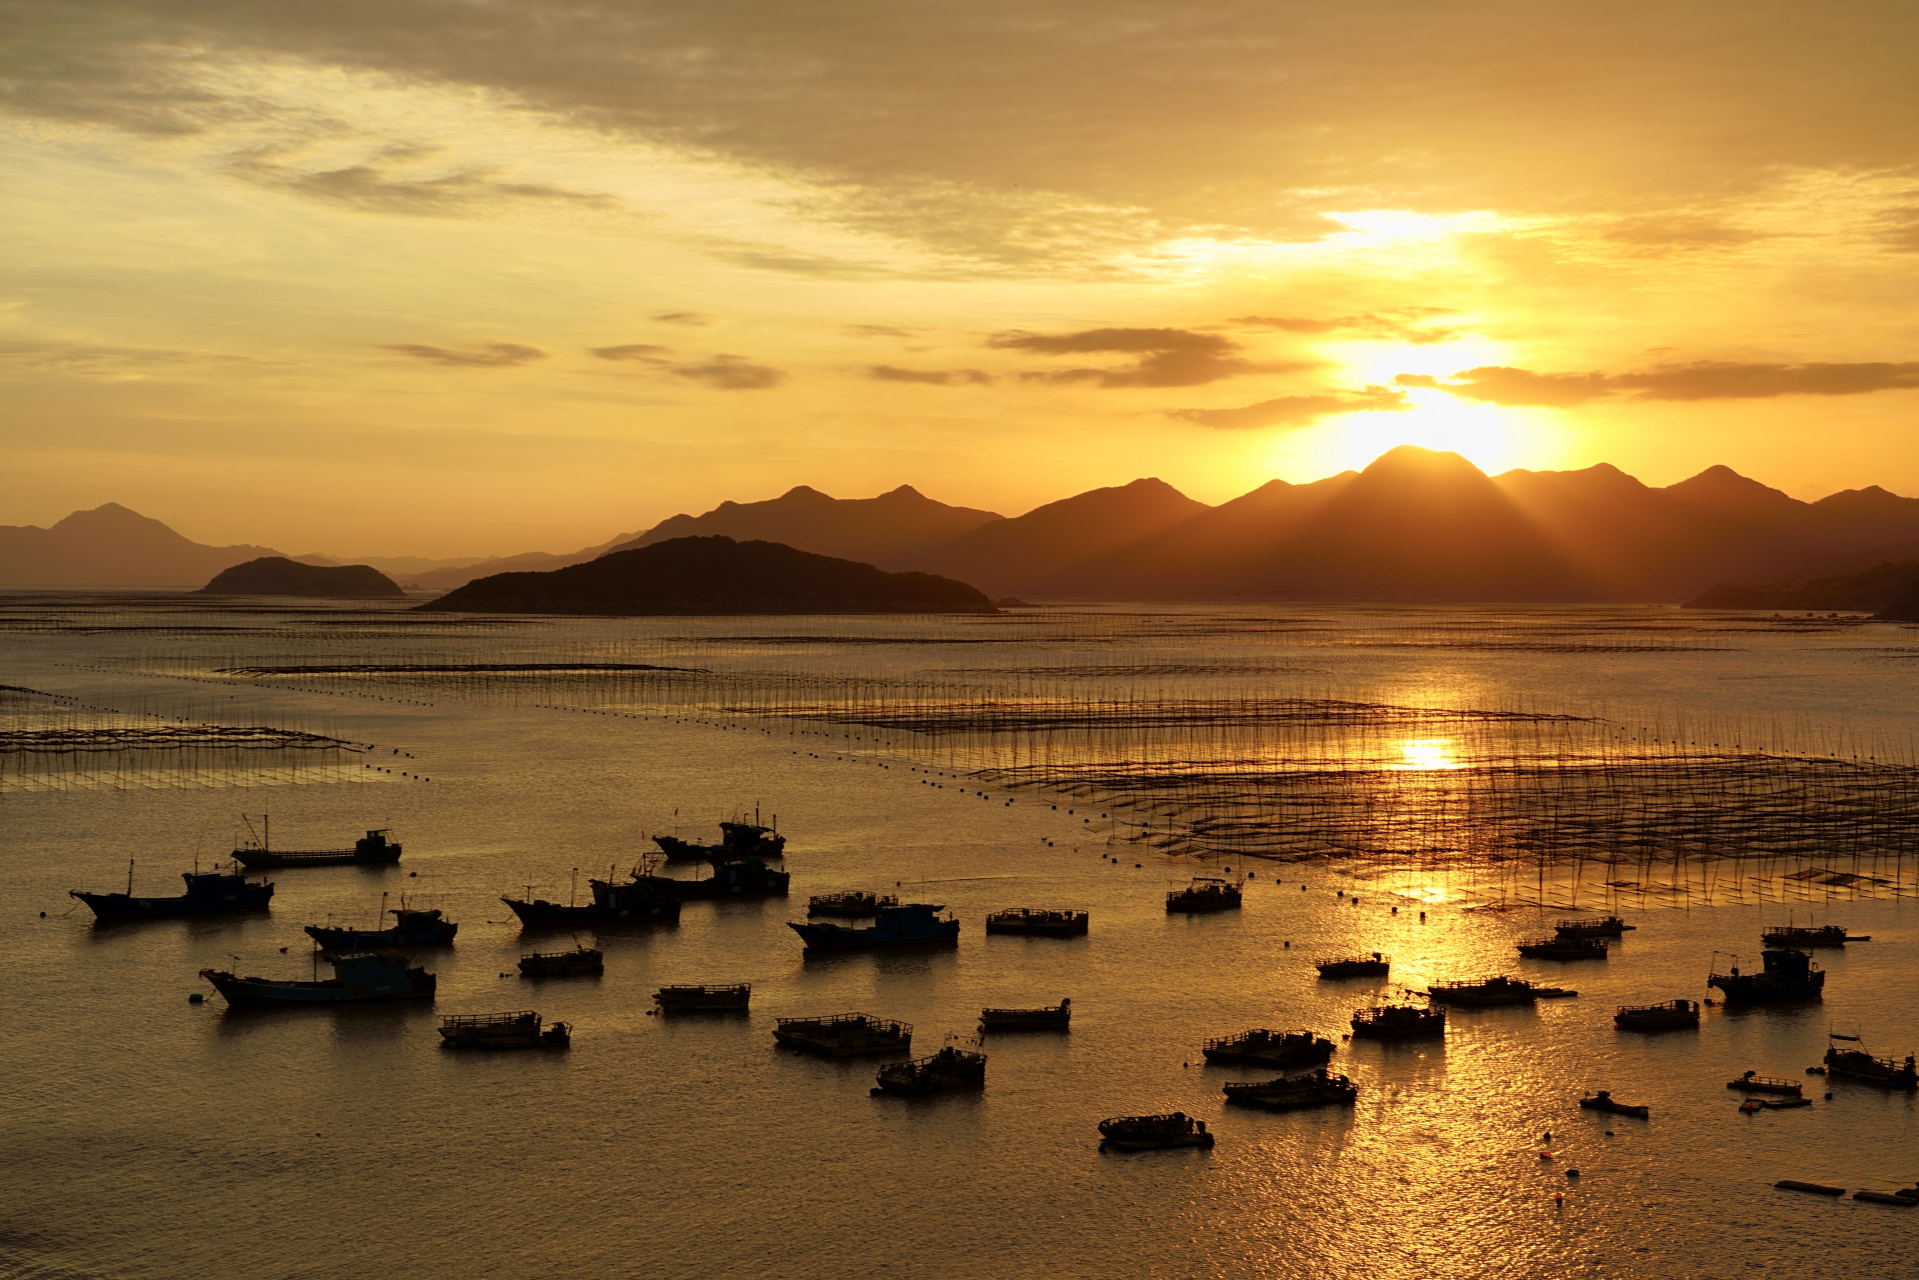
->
[229,147,621,218]
[379,343,547,368]
[1403,361,1919,406]
[1171,386,1408,430]
[989,327,1309,388]
[670,355,786,390]
[651,311,715,326]
[1228,310,1459,345]
[590,344,672,361]
[867,364,993,385]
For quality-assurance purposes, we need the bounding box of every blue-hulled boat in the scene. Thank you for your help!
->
[70,861,273,920]
[788,901,959,954]
[306,905,457,951]
[199,951,436,1006]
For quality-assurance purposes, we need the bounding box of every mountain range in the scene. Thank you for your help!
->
[11,448,1919,602]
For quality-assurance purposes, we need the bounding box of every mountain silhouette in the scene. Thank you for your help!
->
[197,557,407,598]
[924,477,1210,596]
[0,503,285,588]
[612,484,1002,570]
[396,529,645,592]
[1685,560,1919,612]
[422,536,996,615]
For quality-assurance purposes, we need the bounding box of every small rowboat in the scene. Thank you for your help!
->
[1578,1090,1648,1118]
[979,999,1070,1031]
[1726,1071,1802,1096]
[1098,1113,1214,1151]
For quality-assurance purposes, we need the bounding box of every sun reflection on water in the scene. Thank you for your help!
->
[1394,737,1460,770]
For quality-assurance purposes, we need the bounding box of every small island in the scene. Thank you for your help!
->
[419,535,997,615]
[197,557,408,598]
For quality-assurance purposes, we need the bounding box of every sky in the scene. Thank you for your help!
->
[4,1,1919,557]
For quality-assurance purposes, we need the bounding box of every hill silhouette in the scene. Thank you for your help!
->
[0,503,284,588]
[1685,560,1919,612]
[197,557,406,598]
[613,484,1002,570]
[422,536,996,615]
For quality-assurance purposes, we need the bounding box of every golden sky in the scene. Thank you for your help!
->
[4,2,1918,556]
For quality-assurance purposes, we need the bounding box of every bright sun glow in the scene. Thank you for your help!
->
[1393,738,1461,770]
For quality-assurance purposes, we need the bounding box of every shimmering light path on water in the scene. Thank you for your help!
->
[3,604,1916,1280]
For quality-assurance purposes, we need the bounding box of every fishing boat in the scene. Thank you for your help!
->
[231,815,402,868]
[71,862,273,920]
[1726,1071,1803,1096]
[808,891,898,917]
[501,871,682,925]
[1097,1113,1214,1152]
[1708,948,1824,1004]
[787,901,959,955]
[1201,1028,1335,1069]
[654,815,786,862]
[1555,915,1634,938]
[1315,952,1390,978]
[305,905,456,951]
[437,1010,570,1049]
[1223,1068,1358,1111]
[979,999,1070,1032]
[1351,1005,1446,1040]
[773,1012,913,1056]
[1166,876,1242,913]
[653,983,751,1012]
[636,857,790,900]
[1741,1097,1811,1112]
[1762,924,1869,948]
[1578,1090,1649,1118]
[1824,1035,1919,1090]
[871,1041,987,1096]
[1535,987,1579,999]
[984,907,1089,937]
[1517,936,1609,960]
[1426,976,1539,1006]
[198,951,435,1006]
[517,946,603,977]
[1614,999,1699,1031]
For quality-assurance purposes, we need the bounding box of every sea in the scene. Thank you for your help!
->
[3,597,1916,1280]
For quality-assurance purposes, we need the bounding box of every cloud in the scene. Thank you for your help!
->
[1229,311,1460,345]
[987,327,1308,388]
[0,344,269,380]
[1408,361,1919,406]
[670,355,786,390]
[590,344,672,361]
[867,365,993,386]
[846,324,922,339]
[379,343,547,368]
[229,149,621,218]
[1600,216,1768,251]
[1171,386,1409,430]
[651,312,714,326]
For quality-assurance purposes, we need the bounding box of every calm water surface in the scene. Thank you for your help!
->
[3,603,1915,1279]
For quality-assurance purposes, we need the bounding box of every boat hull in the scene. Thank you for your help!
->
[306,922,456,950]
[200,970,435,1006]
[502,896,681,925]
[233,847,401,868]
[73,888,274,920]
[787,919,960,954]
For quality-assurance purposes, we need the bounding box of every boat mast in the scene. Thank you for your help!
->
[570,867,578,909]
[126,858,134,895]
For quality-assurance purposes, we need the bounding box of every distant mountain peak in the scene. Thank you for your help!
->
[1665,464,1800,510]
[1361,445,1489,480]
[778,485,832,501]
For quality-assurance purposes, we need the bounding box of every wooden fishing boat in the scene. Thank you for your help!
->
[1351,1004,1445,1040]
[1708,948,1824,1004]
[1578,1090,1648,1118]
[72,863,274,920]
[807,891,898,918]
[518,946,604,977]
[1554,915,1634,938]
[199,951,434,1006]
[1517,936,1609,960]
[773,1012,912,1056]
[1726,1071,1802,1096]
[1614,999,1698,1031]
[232,815,402,868]
[438,1010,570,1050]
[1223,1068,1358,1111]
[979,999,1070,1031]
[984,907,1089,937]
[788,902,959,954]
[1166,877,1242,914]
[654,817,786,863]
[1824,1035,1919,1090]
[1098,1113,1214,1151]
[871,1042,986,1096]
[653,983,751,1012]
[1315,952,1390,978]
[1201,1028,1335,1069]
[1762,924,1867,948]
[503,870,682,926]
[1426,976,1539,1006]
[306,905,456,951]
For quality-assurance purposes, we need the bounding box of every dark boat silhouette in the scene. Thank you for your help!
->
[439,1010,569,1049]
[1166,876,1241,913]
[1223,1068,1358,1111]
[654,983,751,1012]
[1201,1028,1335,1068]
[979,999,1070,1032]
[502,871,682,925]
[1825,1034,1918,1090]
[871,1041,986,1096]
[1316,952,1390,978]
[635,857,790,900]
[654,816,785,862]
[1579,1090,1649,1118]
[1517,936,1609,960]
[773,1012,912,1056]
[306,905,456,951]
[1098,1113,1214,1152]
[518,946,603,976]
[788,901,959,954]
[1708,948,1824,1004]
[984,907,1088,937]
[71,861,273,920]
[1351,1004,1445,1040]
[808,890,898,917]
[231,814,401,868]
[1762,924,1869,948]
[1614,999,1698,1031]
[199,951,435,1006]
[1554,915,1634,938]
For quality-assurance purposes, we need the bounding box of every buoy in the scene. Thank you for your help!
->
[188,992,204,1003]
[1540,1151,1554,1160]
[1566,1169,1580,1178]
[1825,1092,1833,1100]
[1419,911,1426,921]
[1604,1130,1614,1137]
[1554,1193,1563,1206]
[279,946,288,953]
[39,911,46,918]
[1541,1131,1551,1142]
